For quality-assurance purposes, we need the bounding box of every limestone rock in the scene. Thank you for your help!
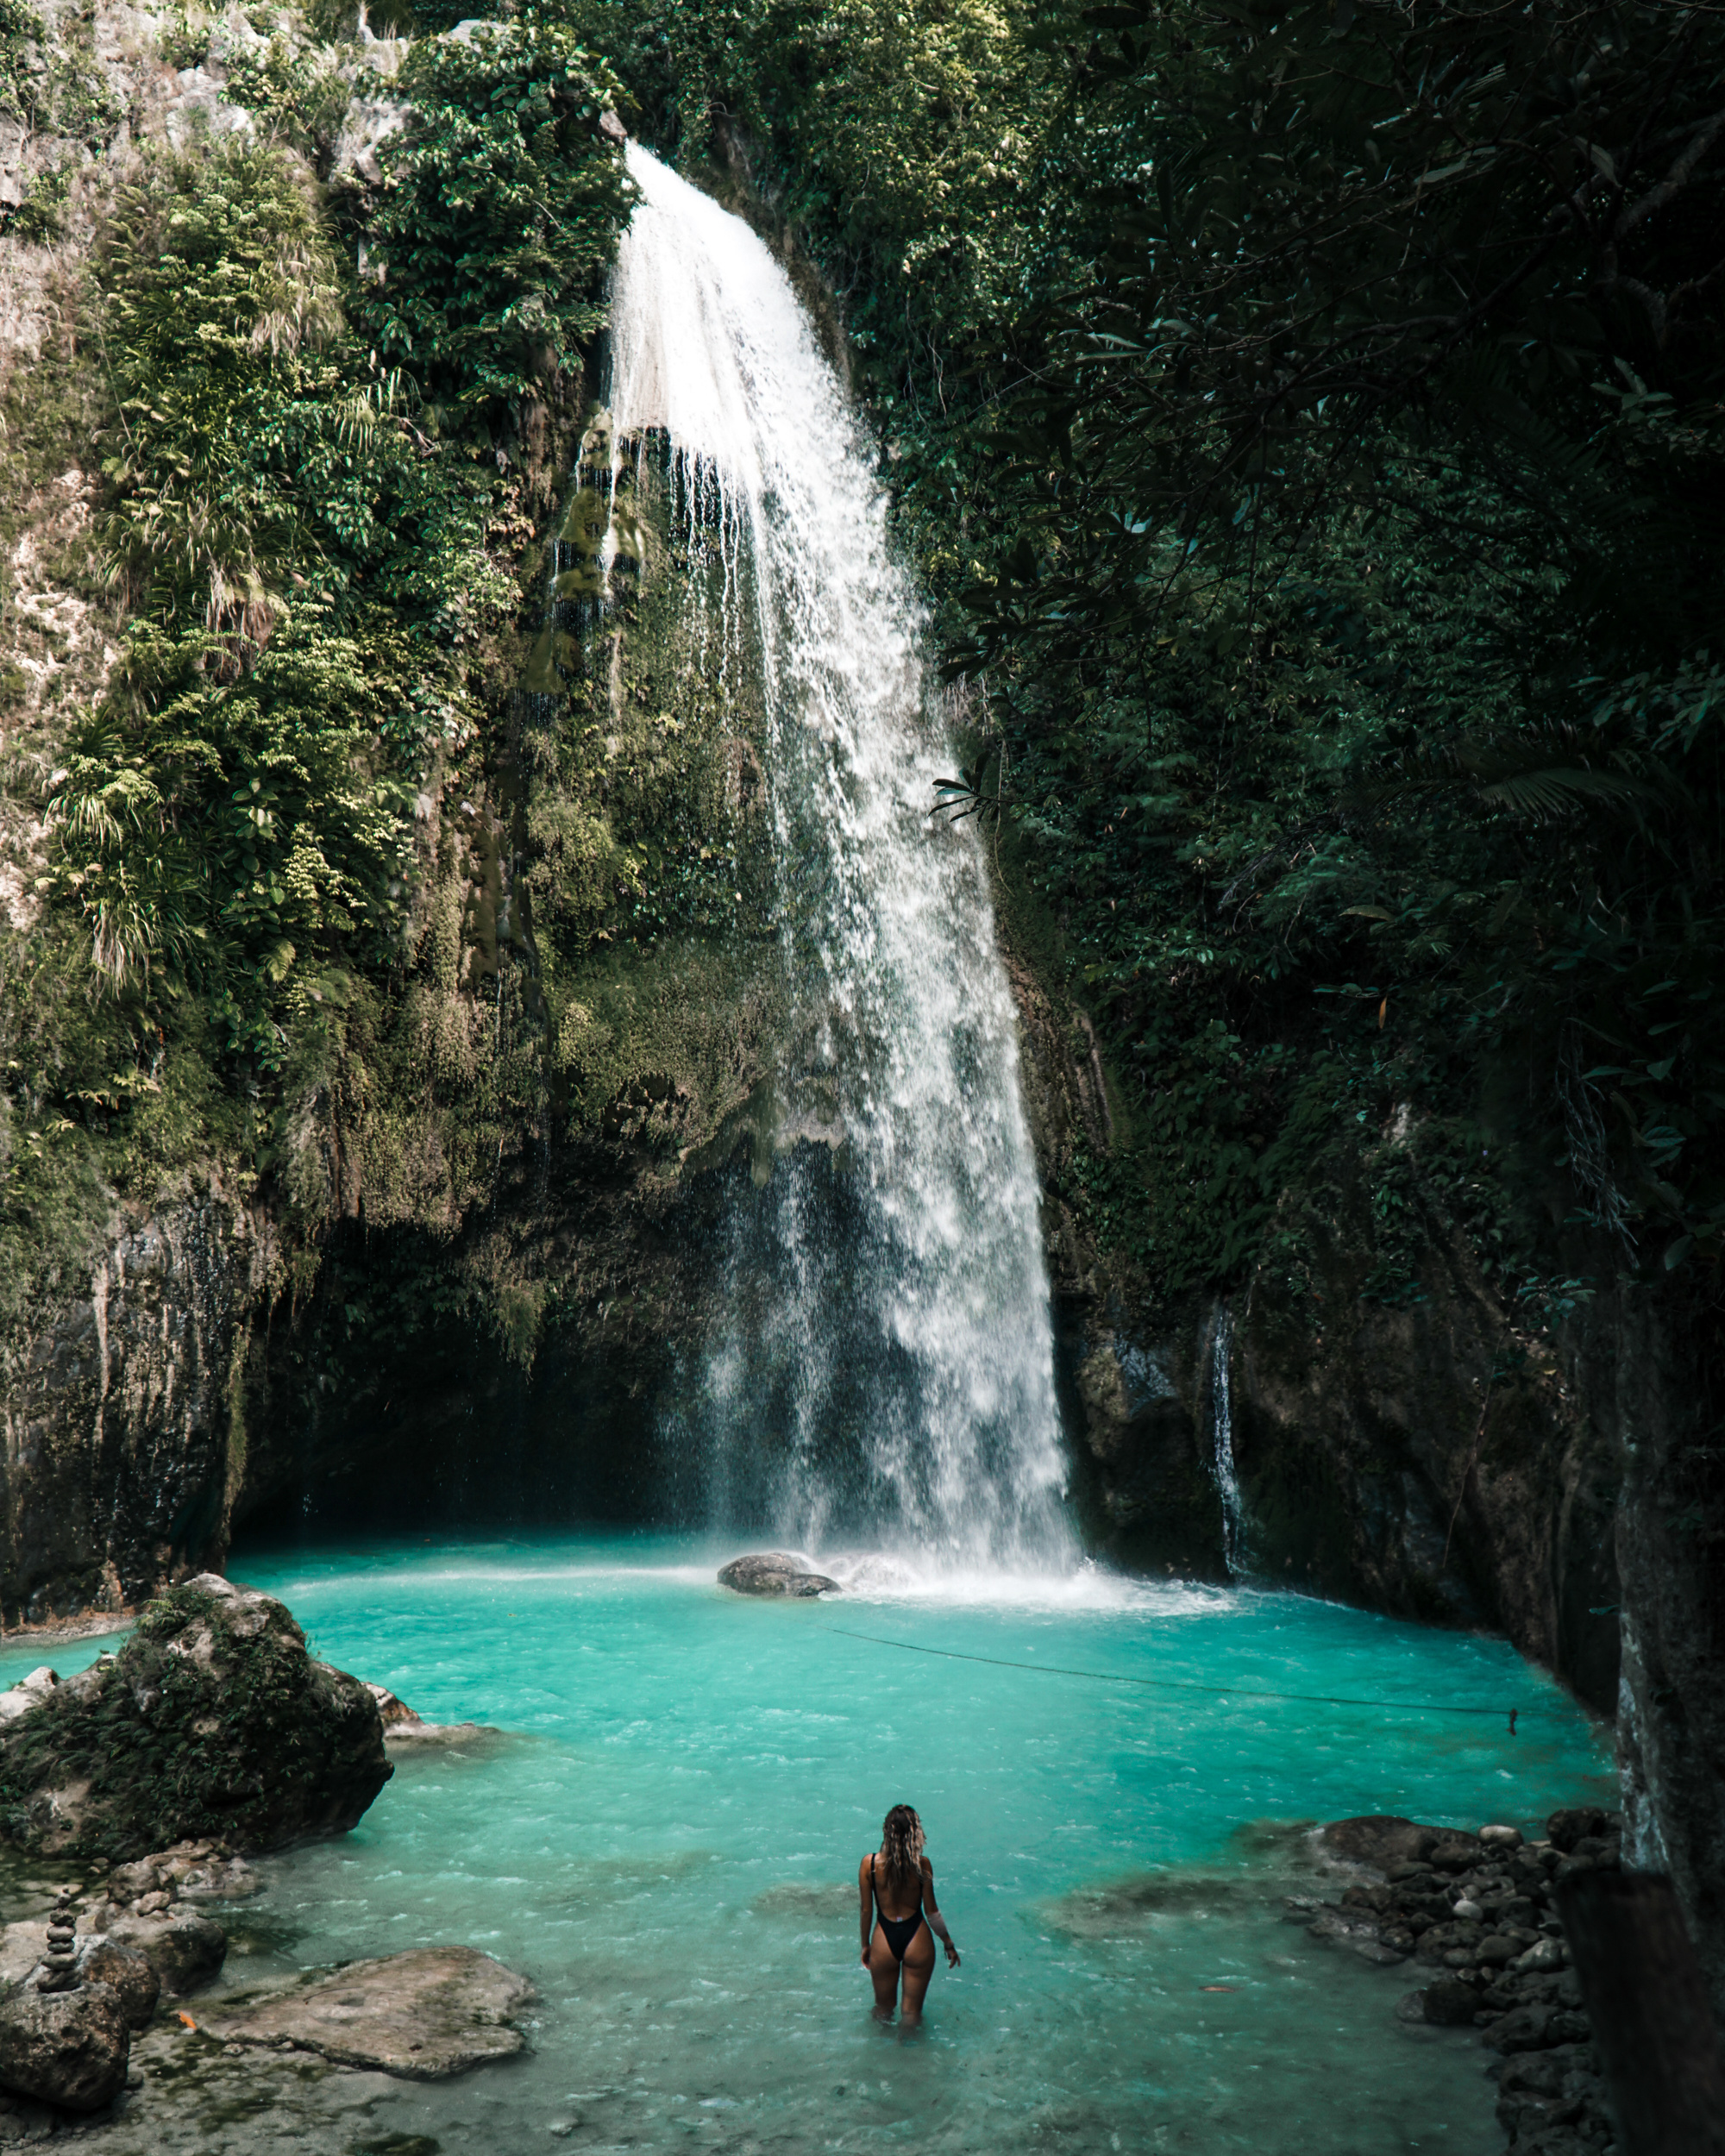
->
[1546,1806,1614,1853]
[0,1575,391,1858]
[0,1669,60,1727]
[108,1842,260,1903]
[206,1946,534,2078]
[0,1978,129,2112]
[717,1553,840,1597]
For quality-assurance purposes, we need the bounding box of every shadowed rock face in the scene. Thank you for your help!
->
[0,1194,260,1628]
[0,1575,390,1858]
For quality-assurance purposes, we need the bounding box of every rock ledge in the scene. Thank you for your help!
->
[205,1946,534,2078]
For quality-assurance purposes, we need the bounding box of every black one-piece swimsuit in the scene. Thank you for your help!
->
[872,1854,924,1961]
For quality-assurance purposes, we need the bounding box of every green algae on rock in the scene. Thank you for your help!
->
[0,1576,390,1858]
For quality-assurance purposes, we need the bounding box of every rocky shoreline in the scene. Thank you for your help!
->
[1295,1807,1623,2153]
[0,1577,524,2134]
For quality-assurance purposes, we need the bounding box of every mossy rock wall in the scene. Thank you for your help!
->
[994,789,1622,1714]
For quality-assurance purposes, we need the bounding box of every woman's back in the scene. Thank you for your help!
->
[869,1850,925,1922]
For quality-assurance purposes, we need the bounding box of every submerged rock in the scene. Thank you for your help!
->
[1319,1816,1438,1873]
[206,1946,534,2078]
[1420,1977,1480,2027]
[0,1979,129,2112]
[0,1575,392,1859]
[365,1683,495,1745]
[718,1553,840,1597]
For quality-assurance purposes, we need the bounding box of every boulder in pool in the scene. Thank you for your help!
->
[0,1575,392,1860]
[204,1946,534,2078]
[718,1553,840,1598]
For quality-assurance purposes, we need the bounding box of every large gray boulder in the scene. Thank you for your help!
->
[718,1553,839,1598]
[0,1576,392,1859]
[73,1939,160,2029]
[0,1980,129,2112]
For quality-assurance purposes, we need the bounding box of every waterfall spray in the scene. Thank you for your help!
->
[606,147,1070,1569]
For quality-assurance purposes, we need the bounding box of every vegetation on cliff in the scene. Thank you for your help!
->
[583,0,1725,1340]
[3,0,1722,1443]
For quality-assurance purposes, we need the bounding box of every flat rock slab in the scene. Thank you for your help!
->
[205,1946,533,2079]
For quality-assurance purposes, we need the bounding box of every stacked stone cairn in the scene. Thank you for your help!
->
[1290,1806,1623,2154]
[34,1892,79,1996]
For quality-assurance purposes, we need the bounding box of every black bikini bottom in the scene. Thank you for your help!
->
[878,1912,922,1961]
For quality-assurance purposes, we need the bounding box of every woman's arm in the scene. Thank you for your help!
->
[922,1859,961,1967]
[859,1858,875,1965]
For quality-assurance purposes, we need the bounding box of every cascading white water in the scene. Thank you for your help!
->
[1210,1305,1246,1576]
[609,147,1070,1569]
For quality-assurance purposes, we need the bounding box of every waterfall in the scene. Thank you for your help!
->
[608,146,1070,1570]
[1210,1305,1246,1577]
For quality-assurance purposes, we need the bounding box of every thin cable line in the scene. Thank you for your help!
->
[822,1626,1522,1732]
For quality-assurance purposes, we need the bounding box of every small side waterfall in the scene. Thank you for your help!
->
[1210,1306,1246,1577]
[608,147,1070,1570]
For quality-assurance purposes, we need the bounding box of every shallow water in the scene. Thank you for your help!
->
[14,1535,1614,2153]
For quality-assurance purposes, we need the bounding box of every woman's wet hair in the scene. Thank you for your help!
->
[881,1803,925,1890]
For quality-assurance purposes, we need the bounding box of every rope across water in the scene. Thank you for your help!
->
[822,1626,1522,1733]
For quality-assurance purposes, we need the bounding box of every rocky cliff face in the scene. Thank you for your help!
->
[997,906,1621,1715]
[1004,901,1725,2013]
[0,1191,259,1626]
[1589,1283,1725,2016]
[1229,1164,1621,1714]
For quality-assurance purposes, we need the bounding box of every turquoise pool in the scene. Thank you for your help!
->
[10,1533,1615,2152]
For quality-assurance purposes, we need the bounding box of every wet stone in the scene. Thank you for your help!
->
[716,1553,841,1597]
[204,1946,534,2079]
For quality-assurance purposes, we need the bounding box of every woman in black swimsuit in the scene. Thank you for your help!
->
[858,1803,959,2024]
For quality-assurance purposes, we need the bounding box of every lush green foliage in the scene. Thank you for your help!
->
[956,0,1725,1285]
[360,21,633,413]
[47,141,499,1069]
[603,0,1725,1301]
